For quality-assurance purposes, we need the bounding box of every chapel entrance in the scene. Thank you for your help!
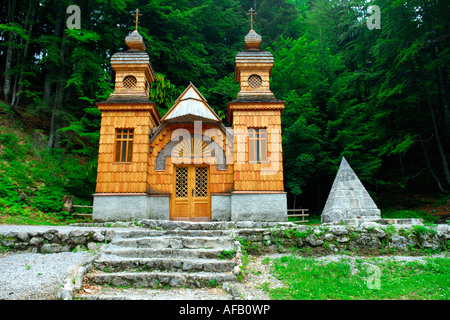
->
[171,165,211,221]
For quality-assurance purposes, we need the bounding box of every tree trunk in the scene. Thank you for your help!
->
[435,66,450,138]
[419,133,445,192]
[48,75,64,149]
[12,0,36,109]
[3,0,17,103]
[47,0,66,149]
[421,76,450,186]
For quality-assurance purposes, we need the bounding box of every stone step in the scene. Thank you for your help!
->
[94,257,236,273]
[111,236,235,249]
[140,219,295,230]
[102,246,232,259]
[112,228,234,239]
[86,270,237,288]
[76,287,233,300]
[141,220,234,230]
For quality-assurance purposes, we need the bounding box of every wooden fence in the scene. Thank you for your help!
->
[287,208,309,223]
[62,195,93,219]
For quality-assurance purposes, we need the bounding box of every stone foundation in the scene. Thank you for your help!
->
[148,195,170,220]
[93,194,149,222]
[231,192,287,222]
[93,192,288,222]
[211,194,232,221]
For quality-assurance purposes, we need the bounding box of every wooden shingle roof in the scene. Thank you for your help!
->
[161,83,222,123]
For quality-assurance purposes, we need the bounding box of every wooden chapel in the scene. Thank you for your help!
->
[93,14,287,222]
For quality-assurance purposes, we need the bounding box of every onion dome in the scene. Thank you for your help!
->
[125,30,146,51]
[244,29,262,50]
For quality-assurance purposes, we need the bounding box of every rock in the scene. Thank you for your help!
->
[420,235,440,250]
[43,229,58,241]
[92,232,105,242]
[233,265,241,275]
[69,230,84,238]
[328,244,339,253]
[324,233,334,241]
[112,276,129,287]
[169,277,185,287]
[27,231,38,238]
[16,232,29,242]
[29,236,44,246]
[305,235,323,247]
[337,236,350,243]
[169,238,183,249]
[389,234,414,250]
[182,261,194,271]
[87,242,103,251]
[351,234,381,250]
[71,236,87,245]
[58,279,74,300]
[374,227,386,238]
[41,243,63,253]
[331,227,349,236]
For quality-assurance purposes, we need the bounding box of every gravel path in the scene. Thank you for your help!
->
[0,251,92,300]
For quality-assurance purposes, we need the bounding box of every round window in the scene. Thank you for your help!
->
[248,74,262,88]
[123,75,137,88]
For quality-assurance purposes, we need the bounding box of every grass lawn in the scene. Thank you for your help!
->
[262,255,450,300]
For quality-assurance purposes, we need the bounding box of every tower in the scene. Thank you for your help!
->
[93,27,160,222]
[227,10,287,221]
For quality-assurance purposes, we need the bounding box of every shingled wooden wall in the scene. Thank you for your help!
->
[231,104,284,192]
[95,106,158,194]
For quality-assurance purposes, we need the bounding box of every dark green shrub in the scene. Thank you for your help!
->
[32,187,64,212]
[0,177,22,206]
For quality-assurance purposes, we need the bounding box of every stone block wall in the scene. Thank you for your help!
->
[234,221,450,254]
[0,229,115,253]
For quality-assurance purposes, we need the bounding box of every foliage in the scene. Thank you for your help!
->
[32,186,64,213]
[0,118,93,223]
[1,0,449,215]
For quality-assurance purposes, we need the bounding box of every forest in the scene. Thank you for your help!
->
[0,0,449,221]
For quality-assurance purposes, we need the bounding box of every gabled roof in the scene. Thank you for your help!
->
[161,83,221,123]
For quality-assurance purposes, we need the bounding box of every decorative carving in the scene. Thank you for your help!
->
[154,134,227,171]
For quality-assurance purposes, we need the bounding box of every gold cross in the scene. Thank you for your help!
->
[133,8,142,31]
[247,8,257,30]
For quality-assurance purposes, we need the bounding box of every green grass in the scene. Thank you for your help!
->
[264,255,450,300]
[381,209,439,224]
[0,204,88,225]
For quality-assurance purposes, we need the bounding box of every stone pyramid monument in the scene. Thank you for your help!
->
[321,157,381,223]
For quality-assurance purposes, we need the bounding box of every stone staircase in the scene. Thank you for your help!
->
[76,220,241,300]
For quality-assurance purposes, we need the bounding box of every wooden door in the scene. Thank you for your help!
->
[171,165,210,221]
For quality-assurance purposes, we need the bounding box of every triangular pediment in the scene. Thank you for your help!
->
[161,83,221,123]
